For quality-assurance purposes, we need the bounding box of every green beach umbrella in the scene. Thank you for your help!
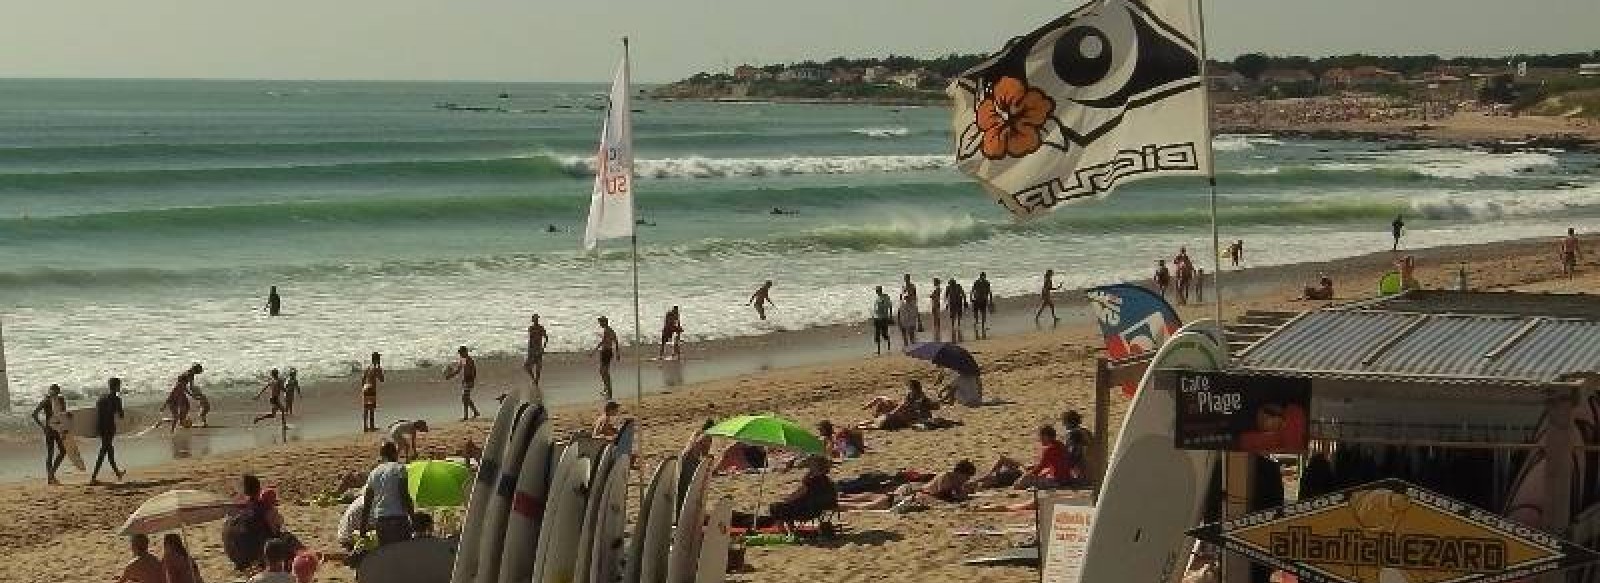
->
[407,460,471,508]
[706,414,824,455]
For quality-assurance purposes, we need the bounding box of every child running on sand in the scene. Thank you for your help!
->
[251,368,288,427]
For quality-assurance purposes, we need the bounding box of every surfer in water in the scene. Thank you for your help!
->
[1034,269,1063,321]
[265,286,281,317]
[771,207,798,215]
[749,281,775,321]
[31,383,69,485]
[360,352,384,432]
[444,346,481,421]
[593,317,620,401]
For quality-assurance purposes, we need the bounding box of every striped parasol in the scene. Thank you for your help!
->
[118,489,239,535]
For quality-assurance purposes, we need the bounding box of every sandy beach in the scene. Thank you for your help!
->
[0,232,1591,583]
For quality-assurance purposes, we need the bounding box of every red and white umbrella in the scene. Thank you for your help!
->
[118,489,239,535]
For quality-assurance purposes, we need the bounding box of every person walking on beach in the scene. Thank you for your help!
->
[594,317,620,400]
[1194,267,1206,304]
[749,281,775,321]
[896,286,919,347]
[901,274,922,332]
[1562,228,1581,277]
[1034,269,1062,321]
[1154,260,1172,297]
[1228,240,1244,268]
[946,277,968,343]
[445,346,481,421]
[1391,215,1405,251]
[928,278,944,342]
[1174,248,1195,305]
[970,272,993,339]
[282,368,301,416]
[265,286,282,317]
[360,352,384,432]
[659,306,684,360]
[524,313,549,385]
[91,377,127,485]
[252,368,288,427]
[31,383,69,485]
[871,286,894,355]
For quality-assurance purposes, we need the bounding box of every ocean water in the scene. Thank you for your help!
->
[1,79,1597,406]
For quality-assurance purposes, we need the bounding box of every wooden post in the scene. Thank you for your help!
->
[1541,388,1578,583]
[1221,452,1253,583]
[1093,358,1111,491]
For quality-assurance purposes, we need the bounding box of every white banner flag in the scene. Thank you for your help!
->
[583,51,634,250]
[948,0,1209,219]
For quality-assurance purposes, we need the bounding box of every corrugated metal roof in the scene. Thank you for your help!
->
[1234,304,1600,385]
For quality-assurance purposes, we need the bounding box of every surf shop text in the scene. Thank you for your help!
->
[1268,527,1507,572]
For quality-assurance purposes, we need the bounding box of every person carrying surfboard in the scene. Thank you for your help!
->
[90,377,127,485]
[31,383,69,485]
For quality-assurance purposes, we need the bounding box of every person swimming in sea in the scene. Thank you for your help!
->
[771,207,798,215]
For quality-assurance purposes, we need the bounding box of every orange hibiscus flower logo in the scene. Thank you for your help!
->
[975,77,1056,160]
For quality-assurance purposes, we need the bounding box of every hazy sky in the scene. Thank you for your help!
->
[3,0,1596,82]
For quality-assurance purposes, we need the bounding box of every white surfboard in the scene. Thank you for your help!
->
[667,454,714,583]
[64,404,150,436]
[534,436,607,583]
[693,496,733,583]
[627,456,679,583]
[587,427,636,583]
[475,404,547,583]
[1078,321,1225,583]
[576,420,635,583]
[495,408,554,583]
[451,397,527,583]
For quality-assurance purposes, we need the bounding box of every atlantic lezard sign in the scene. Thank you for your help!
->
[1188,479,1600,583]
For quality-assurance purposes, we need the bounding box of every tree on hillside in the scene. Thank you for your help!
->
[1233,53,1270,79]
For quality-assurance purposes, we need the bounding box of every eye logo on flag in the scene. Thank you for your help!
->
[949,0,1210,218]
[1086,283,1181,396]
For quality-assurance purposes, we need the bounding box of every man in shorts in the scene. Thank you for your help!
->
[1034,269,1062,321]
[748,281,775,320]
[91,377,127,485]
[593,317,620,401]
[444,346,481,421]
[252,368,288,427]
[31,383,69,485]
[1563,228,1581,277]
[945,277,967,343]
[970,272,993,339]
[360,352,384,432]
[870,286,893,355]
[523,313,548,385]
[659,306,684,360]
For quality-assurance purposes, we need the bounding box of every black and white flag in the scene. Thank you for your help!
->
[949,0,1209,218]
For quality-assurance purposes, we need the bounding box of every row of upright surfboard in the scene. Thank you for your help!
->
[449,392,732,583]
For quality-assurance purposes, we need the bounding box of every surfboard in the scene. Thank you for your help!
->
[450,397,528,583]
[675,437,709,518]
[586,425,636,583]
[64,404,150,437]
[1078,320,1225,583]
[576,420,635,583]
[358,537,456,583]
[627,456,679,583]
[667,454,714,583]
[495,413,553,583]
[693,496,733,583]
[533,436,607,583]
[476,404,547,583]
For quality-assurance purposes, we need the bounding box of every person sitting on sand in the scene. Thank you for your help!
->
[225,474,285,571]
[768,456,838,530]
[385,419,428,461]
[1302,273,1335,300]
[981,425,1075,490]
[248,538,297,583]
[817,420,865,459]
[115,533,164,583]
[592,401,622,440]
[838,460,978,513]
[161,533,202,583]
[858,380,937,430]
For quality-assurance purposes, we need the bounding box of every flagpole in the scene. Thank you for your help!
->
[1195,0,1224,338]
[624,37,643,413]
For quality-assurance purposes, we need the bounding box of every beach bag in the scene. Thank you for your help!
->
[222,500,272,570]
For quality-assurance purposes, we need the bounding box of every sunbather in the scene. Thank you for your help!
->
[857,380,937,430]
[838,460,978,513]
[980,425,1076,490]
[768,456,838,530]
[817,420,865,459]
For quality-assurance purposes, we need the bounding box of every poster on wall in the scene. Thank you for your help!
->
[1187,479,1600,583]
[1037,493,1094,583]
[1174,371,1310,453]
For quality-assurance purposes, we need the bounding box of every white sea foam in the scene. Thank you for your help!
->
[850,127,911,138]
[1212,134,1284,151]
[561,154,951,179]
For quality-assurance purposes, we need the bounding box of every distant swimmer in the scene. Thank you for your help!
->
[1034,269,1063,322]
[635,218,657,226]
[546,224,560,233]
[266,286,282,317]
[748,281,776,320]
[771,207,798,215]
